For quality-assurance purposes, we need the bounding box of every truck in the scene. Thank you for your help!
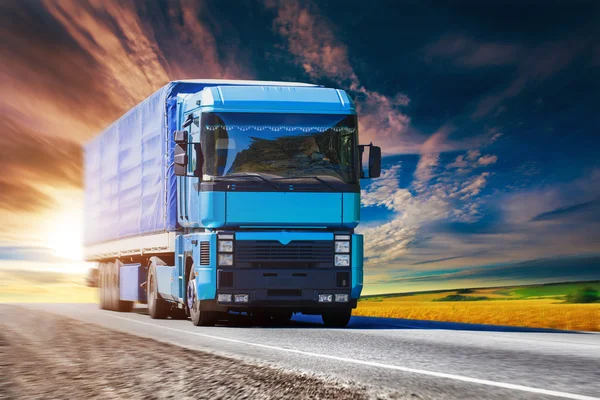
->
[84,79,381,327]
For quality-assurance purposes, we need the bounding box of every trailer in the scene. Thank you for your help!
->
[85,79,381,327]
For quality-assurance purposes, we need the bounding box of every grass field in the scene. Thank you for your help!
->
[357,281,600,331]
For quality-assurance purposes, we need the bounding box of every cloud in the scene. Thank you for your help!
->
[477,155,498,166]
[413,125,454,190]
[0,246,74,264]
[375,254,600,287]
[530,199,600,222]
[0,118,82,188]
[424,35,523,67]
[471,39,590,119]
[0,117,82,215]
[411,255,470,266]
[0,0,252,245]
[1,0,252,145]
[360,162,454,264]
[447,150,498,172]
[266,0,412,153]
[269,1,358,85]
[361,165,408,209]
[455,172,491,200]
[359,123,502,266]
[0,182,54,214]
[424,34,592,119]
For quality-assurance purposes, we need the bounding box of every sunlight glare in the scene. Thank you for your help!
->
[44,192,84,261]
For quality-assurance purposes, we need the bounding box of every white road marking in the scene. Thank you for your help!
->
[106,313,599,400]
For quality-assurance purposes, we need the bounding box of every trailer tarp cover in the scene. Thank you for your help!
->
[84,81,207,245]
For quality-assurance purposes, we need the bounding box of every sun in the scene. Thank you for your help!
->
[43,191,84,261]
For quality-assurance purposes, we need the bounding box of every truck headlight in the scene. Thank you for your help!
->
[334,254,350,267]
[218,254,233,266]
[218,240,233,253]
[335,241,350,253]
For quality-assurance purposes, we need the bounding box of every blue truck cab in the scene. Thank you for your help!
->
[85,80,380,327]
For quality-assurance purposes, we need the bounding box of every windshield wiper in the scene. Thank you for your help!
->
[272,176,338,192]
[211,173,280,191]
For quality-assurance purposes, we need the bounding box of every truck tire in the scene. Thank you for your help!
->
[108,262,118,311]
[322,309,352,328]
[115,259,134,313]
[147,262,168,319]
[188,269,216,326]
[99,263,107,310]
[102,262,112,310]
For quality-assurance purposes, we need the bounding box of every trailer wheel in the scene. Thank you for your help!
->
[321,309,352,328]
[147,262,168,319]
[107,262,118,311]
[115,259,134,312]
[102,262,113,310]
[98,263,107,310]
[188,270,216,326]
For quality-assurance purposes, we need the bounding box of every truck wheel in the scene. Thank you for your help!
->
[147,262,168,319]
[103,262,114,311]
[99,263,106,310]
[187,270,216,326]
[108,262,118,311]
[322,309,352,328]
[115,260,134,312]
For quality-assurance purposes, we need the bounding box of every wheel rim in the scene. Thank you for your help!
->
[187,277,196,310]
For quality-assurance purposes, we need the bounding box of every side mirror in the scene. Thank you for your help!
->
[182,113,194,128]
[174,144,188,176]
[358,143,381,179]
[368,146,381,178]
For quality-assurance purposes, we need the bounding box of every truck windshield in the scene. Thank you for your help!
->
[200,112,358,184]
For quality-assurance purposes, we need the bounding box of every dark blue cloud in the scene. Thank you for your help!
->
[530,199,600,222]
[379,254,600,285]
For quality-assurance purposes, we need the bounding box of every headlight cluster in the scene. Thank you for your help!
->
[334,234,350,267]
[218,234,234,266]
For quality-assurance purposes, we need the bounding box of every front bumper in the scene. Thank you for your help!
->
[215,268,356,310]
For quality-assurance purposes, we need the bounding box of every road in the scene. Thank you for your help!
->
[20,304,600,399]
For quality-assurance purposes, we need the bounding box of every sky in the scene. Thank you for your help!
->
[1,0,599,293]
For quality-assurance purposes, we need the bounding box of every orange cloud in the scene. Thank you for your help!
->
[0,0,252,247]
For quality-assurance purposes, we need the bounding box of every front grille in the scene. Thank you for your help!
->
[218,270,233,288]
[235,240,333,267]
[268,289,302,297]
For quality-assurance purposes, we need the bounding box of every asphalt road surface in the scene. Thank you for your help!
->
[14,304,600,399]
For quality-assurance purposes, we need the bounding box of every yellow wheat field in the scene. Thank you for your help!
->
[355,299,600,331]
